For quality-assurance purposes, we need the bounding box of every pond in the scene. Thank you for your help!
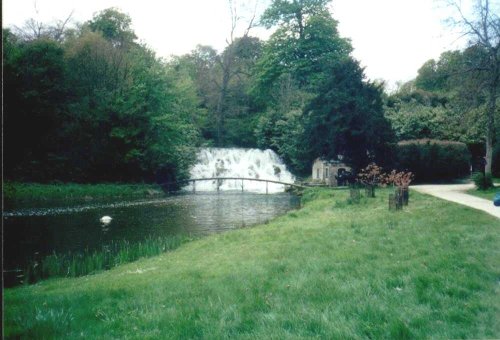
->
[3,192,300,286]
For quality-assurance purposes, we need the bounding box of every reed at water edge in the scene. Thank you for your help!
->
[23,235,193,284]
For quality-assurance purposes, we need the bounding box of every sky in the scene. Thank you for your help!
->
[3,0,474,90]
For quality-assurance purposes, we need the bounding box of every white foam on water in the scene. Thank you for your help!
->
[184,148,295,193]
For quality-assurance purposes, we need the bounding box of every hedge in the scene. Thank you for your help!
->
[396,139,471,182]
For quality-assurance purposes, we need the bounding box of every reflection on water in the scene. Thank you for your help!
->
[3,192,299,275]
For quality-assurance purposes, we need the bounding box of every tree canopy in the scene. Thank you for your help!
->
[252,0,391,173]
[4,9,199,183]
[304,59,394,170]
[4,2,399,181]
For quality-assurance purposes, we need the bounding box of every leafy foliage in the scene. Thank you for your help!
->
[383,170,414,187]
[254,0,391,174]
[256,108,308,173]
[255,0,351,101]
[303,59,394,171]
[173,37,263,146]
[3,9,199,183]
[472,172,494,190]
[398,0,500,175]
[87,8,137,47]
[4,35,69,181]
[357,163,385,186]
[396,140,471,182]
[5,2,400,182]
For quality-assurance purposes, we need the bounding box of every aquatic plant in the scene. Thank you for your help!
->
[23,235,193,284]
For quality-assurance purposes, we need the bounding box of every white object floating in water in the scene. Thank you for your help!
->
[100,216,112,225]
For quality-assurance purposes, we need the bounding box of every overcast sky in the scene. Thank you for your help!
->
[3,0,474,90]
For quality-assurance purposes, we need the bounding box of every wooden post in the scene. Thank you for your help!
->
[396,187,404,207]
[401,186,409,206]
[241,179,244,192]
[266,181,268,194]
[389,194,396,210]
[349,187,360,203]
[365,184,375,198]
[389,189,403,211]
[192,180,196,193]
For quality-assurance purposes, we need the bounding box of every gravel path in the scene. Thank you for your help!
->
[412,183,500,219]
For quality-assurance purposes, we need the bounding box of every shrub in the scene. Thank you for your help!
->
[383,170,414,187]
[396,139,470,182]
[472,172,493,190]
[357,163,385,197]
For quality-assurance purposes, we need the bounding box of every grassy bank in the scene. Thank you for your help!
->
[22,235,193,285]
[4,182,164,202]
[467,186,499,200]
[4,188,500,338]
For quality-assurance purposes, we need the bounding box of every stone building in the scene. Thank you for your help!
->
[312,158,351,186]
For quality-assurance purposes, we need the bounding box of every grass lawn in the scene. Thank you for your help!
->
[4,188,500,339]
[4,182,164,202]
[466,186,500,200]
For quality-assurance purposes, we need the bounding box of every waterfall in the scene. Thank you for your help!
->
[184,148,295,193]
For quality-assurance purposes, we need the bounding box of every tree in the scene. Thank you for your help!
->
[448,0,500,174]
[254,0,355,173]
[409,48,494,146]
[218,36,263,146]
[172,1,263,147]
[255,0,351,98]
[260,0,331,37]
[63,27,199,182]
[3,9,200,183]
[171,45,219,140]
[383,82,477,143]
[87,8,137,47]
[303,59,394,170]
[13,12,74,42]
[3,33,69,180]
[212,0,259,146]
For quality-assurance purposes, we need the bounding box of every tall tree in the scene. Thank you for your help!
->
[3,32,69,180]
[303,59,394,170]
[255,0,351,98]
[448,0,500,174]
[3,9,200,183]
[260,0,330,38]
[219,36,263,146]
[213,0,259,145]
[254,0,356,173]
[173,1,262,147]
[13,12,74,42]
[87,8,137,47]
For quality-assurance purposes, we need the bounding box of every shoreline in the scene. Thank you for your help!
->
[4,188,499,338]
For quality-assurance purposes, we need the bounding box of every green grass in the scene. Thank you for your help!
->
[4,182,164,202]
[4,188,500,339]
[23,235,193,284]
[467,186,500,200]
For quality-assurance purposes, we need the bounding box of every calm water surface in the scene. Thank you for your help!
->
[4,192,299,275]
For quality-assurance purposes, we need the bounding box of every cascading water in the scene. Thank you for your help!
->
[184,148,295,193]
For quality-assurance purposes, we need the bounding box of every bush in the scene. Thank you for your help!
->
[472,172,493,190]
[396,139,470,182]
